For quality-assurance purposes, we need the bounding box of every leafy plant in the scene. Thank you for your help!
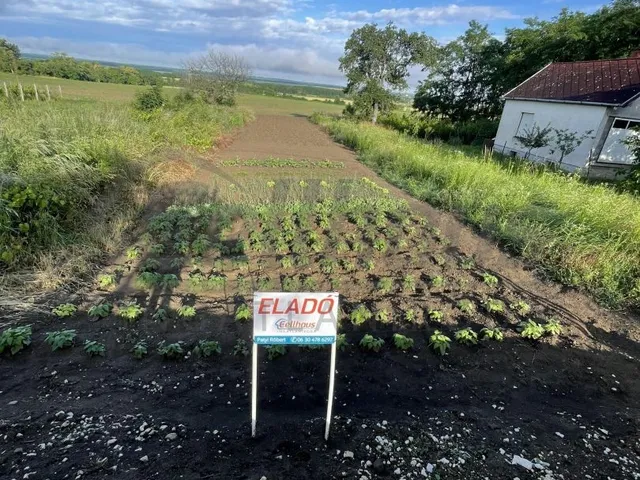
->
[404,309,418,323]
[454,327,478,345]
[543,318,563,336]
[376,309,391,323]
[377,277,394,294]
[177,305,197,318]
[136,271,161,289]
[45,329,76,351]
[402,274,416,292]
[482,273,499,287]
[319,258,336,274]
[511,300,531,316]
[460,257,475,270]
[52,303,77,318]
[88,302,112,319]
[98,273,117,289]
[373,238,388,253]
[431,276,445,288]
[457,299,475,315]
[160,274,180,288]
[126,247,141,260]
[428,309,444,322]
[141,258,161,272]
[149,243,165,255]
[157,341,185,359]
[340,259,356,272]
[282,276,299,292]
[235,304,251,322]
[302,276,317,290]
[0,325,32,355]
[152,308,169,322]
[350,304,373,326]
[266,345,287,360]
[337,333,350,351]
[480,327,504,342]
[483,298,505,314]
[84,340,106,357]
[519,320,545,340]
[429,330,451,356]
[432,254,446,266]
[280,256,294,269]
[233,339,249,357]
[193,340,221,357]
[170,258,185,269]
[359,334,384,352]
[131,341,148,359]
[119,301,144,322]
[393,333,414,351]
[363,259,375,271]
[329,277,341,290]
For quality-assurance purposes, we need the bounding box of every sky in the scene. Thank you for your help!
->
[0,0,600,87]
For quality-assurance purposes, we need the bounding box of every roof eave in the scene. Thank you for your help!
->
[503,96,623,107]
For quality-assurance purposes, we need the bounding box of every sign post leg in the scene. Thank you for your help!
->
[251,342,258,438]
[324,342,337,441]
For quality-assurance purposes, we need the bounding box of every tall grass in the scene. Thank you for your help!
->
[0,98,252,286]
[313,114,640,310]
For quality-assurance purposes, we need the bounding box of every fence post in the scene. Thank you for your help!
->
[18,83,24,101]
[33,84,39,101]
[3,81,7,98]
[46,85,51,101]
[58,85,62,98]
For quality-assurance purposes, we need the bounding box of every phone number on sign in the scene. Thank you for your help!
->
[254,336,336,345]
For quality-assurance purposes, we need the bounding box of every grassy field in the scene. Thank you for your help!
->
[0,72,345,116]
[312,114,640,310]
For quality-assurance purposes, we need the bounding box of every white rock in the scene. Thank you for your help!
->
[165,433,178,441]
[426,464,434,473]
[106,439,117,446]
[343,451,354,459]
[260,477,267,480]
[555,432,565,439]
[394,468,401,475]
[8,400,17,405]
[139,455,149,462]
[511,455,533,470]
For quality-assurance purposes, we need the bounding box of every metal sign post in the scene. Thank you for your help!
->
[252,292,339,440]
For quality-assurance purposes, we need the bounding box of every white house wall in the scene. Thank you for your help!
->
[494,99,607,170]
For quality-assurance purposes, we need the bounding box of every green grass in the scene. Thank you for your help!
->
[0,72,345,116]
[312,114,640,310]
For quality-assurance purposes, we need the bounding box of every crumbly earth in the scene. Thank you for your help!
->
[1,115,639,480]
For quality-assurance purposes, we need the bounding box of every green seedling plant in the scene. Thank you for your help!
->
[141,258,161,272]
[177,305,196,318]
[280,256,294,269]
[404,309,418,323]
[282,276,299,292]
[519,320,545,340]
[544,318,563,336]
[131,341,148,359]
[266,345,286,360]
[191,234,211,256]
[157,341,185,359]
[377,277,393,294]
[193,340,221,358]
[364,259,375,271]
[235,304,251,322]
[455,328,478,346]
[457,299,475,315]
[174,241,190,255]
[511,300,531,316]
[480,327,504,342]
[432,254,446,266]
[0,326,32,356]
[460,257,475,270]
[402,274,416,293]
[149,243,165,255]
[88,302,113,319]
[126,247,141,260]
[136,271,161,289]
[431,276,445,288]
[396,238,409,250]
[483,298,505,314]
[98,274,117,289]
[52,303,77,318]
[359,334,384,352]
[295,255,310,267]
[45,329,76,351]
[170,258,185,269]
[376,309,391,324]
[429,330,451,356]
[340,259,356,272]
[160,274,180,288]
[373,238,388,253]
[320,259,336,274]
[119,301,143,322]
[428,309,444,323]
[84,340,106,357]
[337,333,350,351]
[393,333,414,351]
[482,273,499,287]
[330,278,341,290]
[233,339,250,357]
[152,308,169,322]
[302,276,317,290]
[350,240,363,253]
[335,241,349,255]
[350,305,373,326]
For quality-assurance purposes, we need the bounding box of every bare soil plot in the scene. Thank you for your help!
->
[1,116,638,480]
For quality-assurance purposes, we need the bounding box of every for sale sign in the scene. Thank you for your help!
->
[253,292,339,345]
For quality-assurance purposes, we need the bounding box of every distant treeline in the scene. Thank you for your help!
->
[239,81,346,100]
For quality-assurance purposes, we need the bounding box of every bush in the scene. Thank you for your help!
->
[133,85,164,112]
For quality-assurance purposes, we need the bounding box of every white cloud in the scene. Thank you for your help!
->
[343,5,518,25]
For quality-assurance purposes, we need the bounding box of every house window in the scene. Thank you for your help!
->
[612,118,640,130]
[515,112,534,136]
[598,117,640,164]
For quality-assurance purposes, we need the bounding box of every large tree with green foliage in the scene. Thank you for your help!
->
[414,21,506,122]
[340,23,436,123]
[0,38,20,73]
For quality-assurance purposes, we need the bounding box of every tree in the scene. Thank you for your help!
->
[183,50,251,106]
[414,21,506,122]
[340,23,436,123]
[514,124,553,158]
[0,38,20,73]
[550,128,594,166]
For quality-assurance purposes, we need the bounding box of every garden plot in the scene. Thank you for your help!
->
[2,172,638,479]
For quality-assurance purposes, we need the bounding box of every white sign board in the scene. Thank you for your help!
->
[251,292,340,440]
[253,292,339,345]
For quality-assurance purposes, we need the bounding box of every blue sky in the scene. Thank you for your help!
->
[0,0,600,86]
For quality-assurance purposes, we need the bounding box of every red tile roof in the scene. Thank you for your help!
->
[504,57,640,106]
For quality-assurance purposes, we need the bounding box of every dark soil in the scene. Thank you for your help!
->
[1,115,639,480]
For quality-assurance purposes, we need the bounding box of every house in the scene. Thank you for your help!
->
[493,52,640,178]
